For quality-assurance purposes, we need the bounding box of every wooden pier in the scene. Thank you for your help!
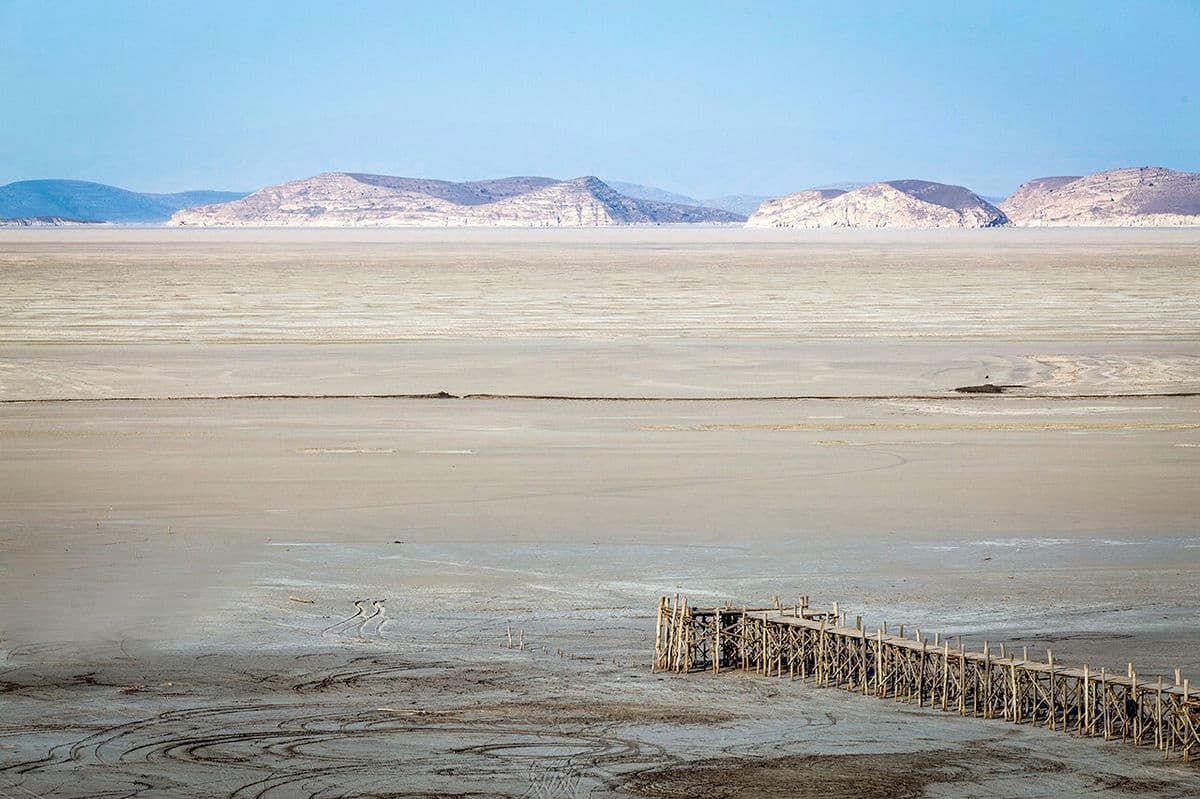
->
[653,595,1200,762]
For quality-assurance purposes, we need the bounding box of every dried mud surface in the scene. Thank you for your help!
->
[6,631,1200,798]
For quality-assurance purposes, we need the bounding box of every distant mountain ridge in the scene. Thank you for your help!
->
[0,215,100,227]
[747,180,1008,228]
[7,167,1199,228]
[170,173,745,227]
[605,181,769,217]
[1000,167,1200,226]
[701,194,770,216]
[604,180,702,207]
[0,179,248,223]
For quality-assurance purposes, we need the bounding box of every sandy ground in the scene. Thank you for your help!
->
[2,228,1199,797]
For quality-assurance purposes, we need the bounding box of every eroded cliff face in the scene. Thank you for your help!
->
[747,189,847,227]
[747,181,1008,228]
[169,173,744,227]
[1001,167,1200,226]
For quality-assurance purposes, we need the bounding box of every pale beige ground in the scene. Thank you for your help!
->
[1,229,1199,797]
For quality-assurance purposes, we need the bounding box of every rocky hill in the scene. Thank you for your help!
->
[0,179,247,223]
[170,173,745,226]
[747,181,1008,228]
[1001,167,1200,226]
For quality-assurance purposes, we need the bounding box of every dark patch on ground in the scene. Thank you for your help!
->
[1090,773,1186,794]
[617,749,952,798]
[954,383,1026,394]
[615,743,1075,799]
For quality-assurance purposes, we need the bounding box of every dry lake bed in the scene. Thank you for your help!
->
[1,228,1199,797]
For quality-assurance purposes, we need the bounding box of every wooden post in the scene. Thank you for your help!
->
[1156,676,1164,751]
[675,597,685,672]
[1083,664,1090,736]
[984,641,992,719]
[1132,669,1142,745]
[713,609,721,673]
[759,617,766,675]
[1010,661,1019,723]
[672,595,681,667]
[1047,649,1056,731]
[860,627,868,695]
[740,606,747,671]
[670,594,680,670]
[1184,679,1192,762]
[941,642,950,712]
[817,618,826,686]
[876,628,884,697]
[959,642,967,715]
[1102,668,1110,740]
[918,640,927,707]
[652,600,662,670]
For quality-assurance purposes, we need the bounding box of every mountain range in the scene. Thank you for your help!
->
[3,167,1199,228]
[169,173,744,227]
[0,179,247,223]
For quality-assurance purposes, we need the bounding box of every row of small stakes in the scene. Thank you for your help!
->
[653,595,1200,762]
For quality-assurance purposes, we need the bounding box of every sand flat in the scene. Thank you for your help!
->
[2,228,1199,344]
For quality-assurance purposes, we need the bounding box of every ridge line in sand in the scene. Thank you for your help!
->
[1,391,1199,404]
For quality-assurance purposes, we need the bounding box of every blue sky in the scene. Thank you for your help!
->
[2,1,1197,197]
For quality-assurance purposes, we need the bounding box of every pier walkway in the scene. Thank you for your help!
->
[654,596,1200,761]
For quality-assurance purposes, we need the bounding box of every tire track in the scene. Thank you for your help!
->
[319,600,366,635]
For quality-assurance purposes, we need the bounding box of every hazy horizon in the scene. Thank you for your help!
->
[3,1,1198,199]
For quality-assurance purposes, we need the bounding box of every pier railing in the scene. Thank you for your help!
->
[653,595,1200,761]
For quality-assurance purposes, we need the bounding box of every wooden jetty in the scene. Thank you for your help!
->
[653,595,1200,761]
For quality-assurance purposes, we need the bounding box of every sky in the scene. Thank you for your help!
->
[1,1,1198,198]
